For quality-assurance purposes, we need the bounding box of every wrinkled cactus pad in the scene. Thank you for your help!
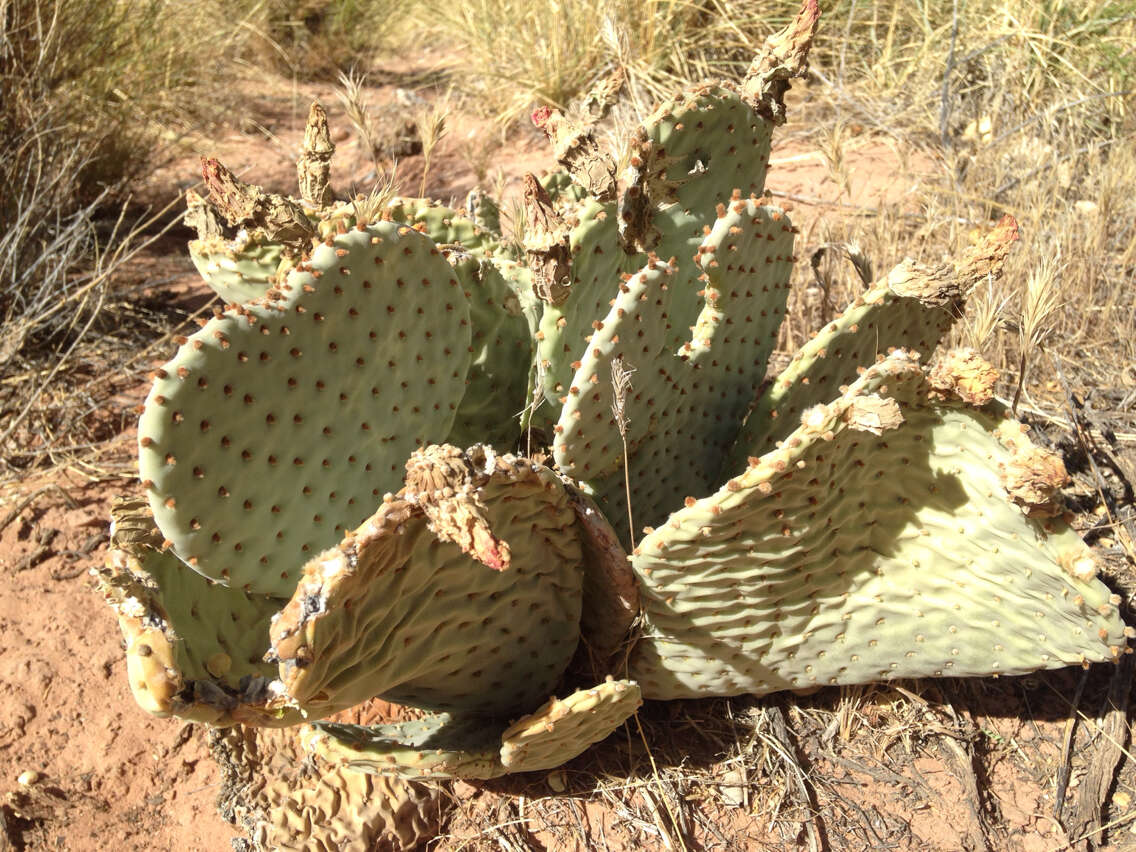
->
[630,351,1130,700]
[267,445,584,718]
[213,724,447,851]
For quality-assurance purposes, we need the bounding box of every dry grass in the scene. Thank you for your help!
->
[0,0,258,486]
[769,1,1136,418]
[235,0,408,79]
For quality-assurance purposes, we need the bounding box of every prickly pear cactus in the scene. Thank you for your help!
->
[99,2,1133,848]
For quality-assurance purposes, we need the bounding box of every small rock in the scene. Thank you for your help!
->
[546,770,566,793]
[17,770,40,786]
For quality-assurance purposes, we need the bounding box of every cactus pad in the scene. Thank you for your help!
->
[444,249,536,448]
[96,498,297,726]
[729,217,1020,469]
[268,445,584,718]
[499,678,642,772]
[555,197,795,540]
[138,221,471,597]
[308,712,505,780]
[308,678,642,779]
[630,351,1129,700]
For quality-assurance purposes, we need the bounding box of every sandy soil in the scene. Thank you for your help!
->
[2,72,1133,852]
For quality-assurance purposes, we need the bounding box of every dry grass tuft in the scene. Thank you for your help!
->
[0,0,256,486]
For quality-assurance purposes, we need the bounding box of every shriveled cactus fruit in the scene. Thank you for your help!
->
[555,197,795,540]
[728,216,1020,472]
[309,678,642,780]
[629,351,1129,700]
[139,221,471,598]
[213,725,447,851]
[97,498,297,726]
[268,445,584,718]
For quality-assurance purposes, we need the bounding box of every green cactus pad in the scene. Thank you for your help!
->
[268,445,584,718]
[619,84,774,261]
[465,188,504,243]
[386,196,506,258]
[213,725,447,851]
[541,170,589,206]
[307,713,506,780]
[630,351,1129,700]
[96,497,298,727]
[534,198,636,428]
[444,249,537,449]
[728,217,1020,470]
[138,221,472,598]
[499,678,642,772]
[555,197,795,541]
[188,233,284,305]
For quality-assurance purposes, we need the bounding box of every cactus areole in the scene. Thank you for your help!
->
[97,1,1130,845]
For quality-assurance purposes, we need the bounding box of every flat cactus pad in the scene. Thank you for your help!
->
[139,221,472,598]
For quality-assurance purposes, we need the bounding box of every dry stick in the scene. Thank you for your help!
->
[1049,350,1136,562]
[1065,655,1135,845]
[610,356,637,549]
[1054,665,1091,819]
[0,484,78,535]
[632,714,687,852]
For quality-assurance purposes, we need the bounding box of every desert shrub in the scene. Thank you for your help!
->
[0,0,252,481]
[238,0,407,78]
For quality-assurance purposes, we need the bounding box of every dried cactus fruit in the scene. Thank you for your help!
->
[267,445,584,718]
[96,497,298,726]
[297,102,336,208]
[213,724,447,851]
[138,221,471,598]
[531,104,618,201]
[629,351,1128,700]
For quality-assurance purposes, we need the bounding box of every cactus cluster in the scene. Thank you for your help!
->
[97,1,1131,847]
